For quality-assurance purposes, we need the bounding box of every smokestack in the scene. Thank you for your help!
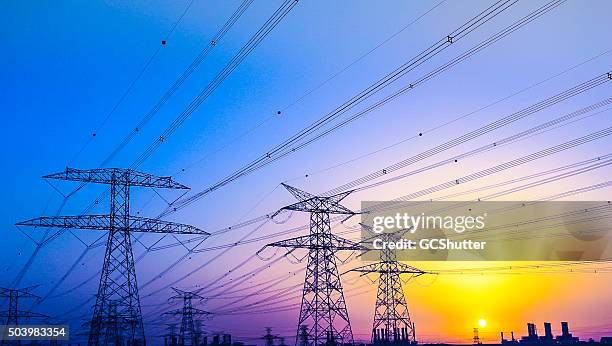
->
[528,323,538,337]
[561,322,570,337]
[544,322,553,339]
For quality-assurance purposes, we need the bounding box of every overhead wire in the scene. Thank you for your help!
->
[159,0,530,215]
[68,0,200,165]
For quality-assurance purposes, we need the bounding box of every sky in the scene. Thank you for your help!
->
[1,0,612,344]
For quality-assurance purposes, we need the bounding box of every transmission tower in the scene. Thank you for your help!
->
[164,288,210,346]
[0,286,49,346]
[162,324,179,346]
[348,225,426,345]
[263,327,277,346]
[261,184,362,346]
[16,168,209,346]
[473,328,481,345]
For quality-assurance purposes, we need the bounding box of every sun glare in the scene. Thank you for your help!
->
[478,319,487,328]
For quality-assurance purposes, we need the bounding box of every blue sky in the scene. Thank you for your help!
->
[1,0,612,343]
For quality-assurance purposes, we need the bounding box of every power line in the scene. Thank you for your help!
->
[128,0,300,170]
[102,0,256,168]
[173,0,450,176]
[159,0,530,215]
[68,0,199,165]
[283,47,612,183]
[61,107,612,314]
[8,0,572,300]
[9,0,259,296]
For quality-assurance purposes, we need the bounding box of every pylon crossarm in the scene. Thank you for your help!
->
[358,224,414,241]
[265,234,363,250]
[163,308,210,316]
[171,287,205,299]
[189,308,212,316]
[0,310,49,319]
[265,235,310,249]
[280,183,355,214]
[345,262,426,275]
[281,199,354,214]
[0,286,40,298]
[281,183,314,201]
[163,309,183,316]
[44,167,189,189]
[396,262,428,276]
[16,215,209,235]
[329,234,366,251]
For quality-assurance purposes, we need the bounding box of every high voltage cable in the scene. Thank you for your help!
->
[146,101,612,253]
[172,0,449,176]
[276,0,448,114]
[165,69,612,242]
[11,0,577,290]
[162,0,565,216]
[55,124,612,316]
[25,2,608,322]
[159,0,529,215]
[351,102,612,193]
[58,123,612,314]
[11,0,291,294]
[129,0,300,170]
[32,0,257,247]
[139,159,609,306]
[103,0,256,167]
[326,74,612,195]
[426,260,612,274]
[68,0,200,165]
[202,155,612,270]
[56,173,609,322]
[366,126,612,212]
[10,0,257,288]
[262,0,570,167]
[282,48,612,183]
[140,218,273,298]
[27,0,300,275]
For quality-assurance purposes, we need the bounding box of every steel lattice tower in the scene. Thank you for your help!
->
[349,226,426,344]
[262,184,362,346]
[16,168,209,346]
[164,288,210,346]
[262,327,278,346]
[0,286,48,346]
[162,323,179,346]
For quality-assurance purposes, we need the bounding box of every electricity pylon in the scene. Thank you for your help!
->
[162,323,178,346]
[0,286,48,325]
[261,184,362,346]
[262,327,278,346]
[0,286,48,346]
[16,168,209,346]
[164,288,210,346]
[348,225,426,344]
